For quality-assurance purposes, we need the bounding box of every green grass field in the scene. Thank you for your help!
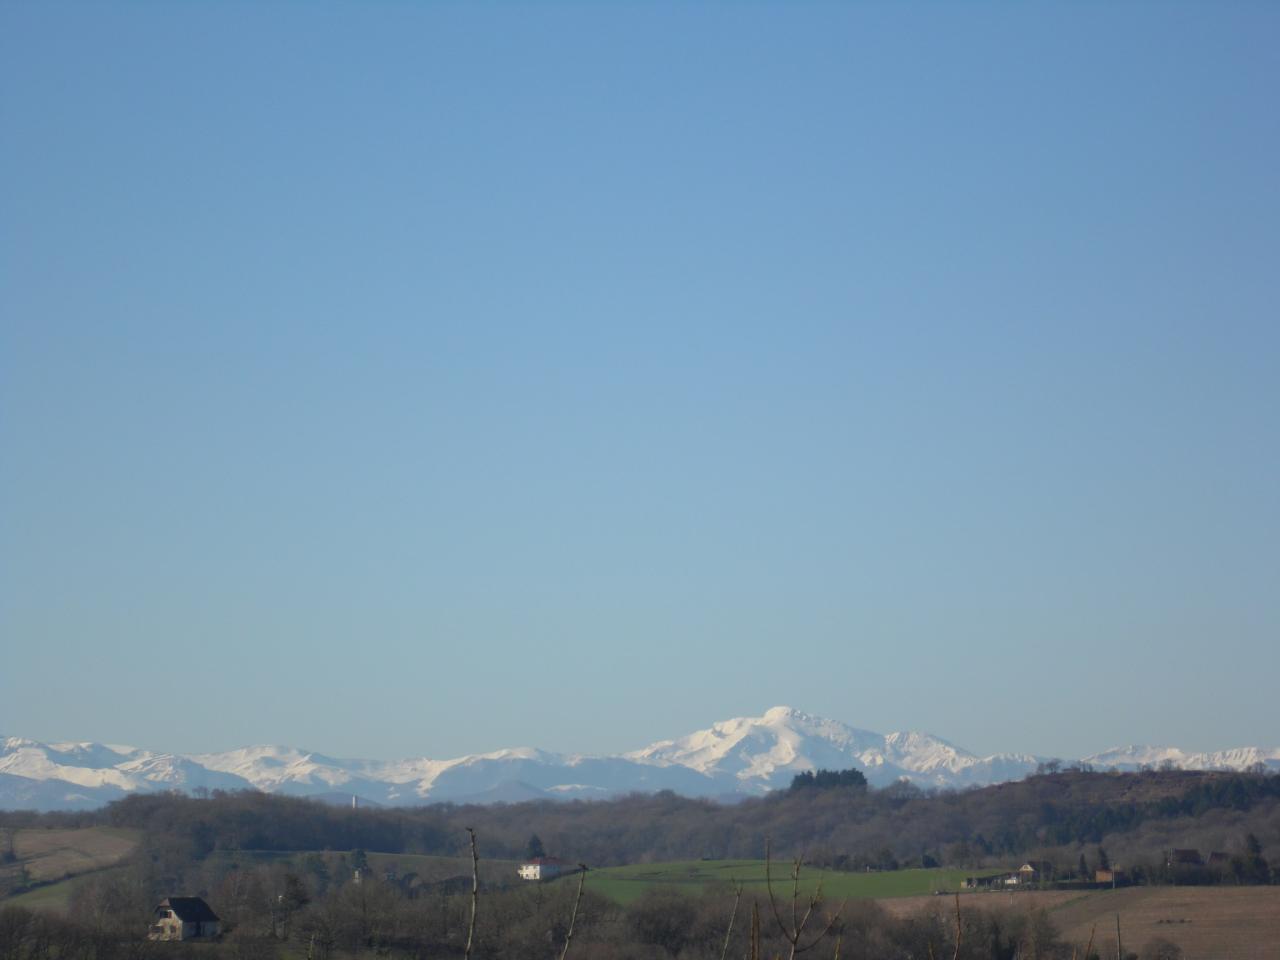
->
[0,826,143,912]
[3,843,1000,914]
[575,860,1002,905]
[3,867,131,912]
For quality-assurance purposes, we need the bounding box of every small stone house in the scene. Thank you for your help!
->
[149,897,220,941]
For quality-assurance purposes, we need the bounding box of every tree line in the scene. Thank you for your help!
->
[2,768,1277,888]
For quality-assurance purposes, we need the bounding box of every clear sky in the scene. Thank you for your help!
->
[2,2,1277,764]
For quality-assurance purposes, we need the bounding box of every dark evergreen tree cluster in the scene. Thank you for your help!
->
[788,768,869,791]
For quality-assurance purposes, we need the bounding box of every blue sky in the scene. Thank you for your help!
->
[3,2,1277,762]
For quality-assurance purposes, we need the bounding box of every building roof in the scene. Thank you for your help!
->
[158,897,220,923]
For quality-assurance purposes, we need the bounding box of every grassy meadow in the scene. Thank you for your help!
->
[3,869,130,912]
[572,859,1001,905]
[0,826,141,910]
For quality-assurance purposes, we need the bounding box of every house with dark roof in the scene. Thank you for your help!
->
[148,897,220,941]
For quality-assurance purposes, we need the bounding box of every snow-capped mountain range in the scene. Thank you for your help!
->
[3,706,1277,811]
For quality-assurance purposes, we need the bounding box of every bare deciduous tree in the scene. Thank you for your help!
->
[764,839,848,960]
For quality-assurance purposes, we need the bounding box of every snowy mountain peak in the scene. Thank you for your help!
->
[627,708,984,786]
[762,705,803,721]
[1082,743,1280,772]
[4,712,1277,812]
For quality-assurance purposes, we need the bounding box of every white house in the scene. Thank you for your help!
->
[518,857,569,881]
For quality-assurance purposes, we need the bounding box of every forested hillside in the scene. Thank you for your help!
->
[3,770,1278,959]
[4,769,1277,882]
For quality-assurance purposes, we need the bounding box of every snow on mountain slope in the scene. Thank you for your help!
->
[189,745,365,791]
[0,739,145,791]
[28,740,140,769]
[626,706,1043,790]
[0,771,128,811]
[881,731,973,773]
[628,706,896,788]
[114,754,256,792]
[3,708,1276,810]
[1083,744,1280,772]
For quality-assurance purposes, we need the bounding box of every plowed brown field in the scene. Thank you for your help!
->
[881,886,1280,960]
[6,827,139,883]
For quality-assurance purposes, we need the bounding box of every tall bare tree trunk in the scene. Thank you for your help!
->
[557,865,588,960]
[464,828,479,960]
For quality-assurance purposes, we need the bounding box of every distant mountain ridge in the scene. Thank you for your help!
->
[3,706,1277,811]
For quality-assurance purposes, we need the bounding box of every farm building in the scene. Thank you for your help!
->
[1015,861,1054,884]
[961,874,1009,889]
[148,897,220,941]
[518,857,571,880]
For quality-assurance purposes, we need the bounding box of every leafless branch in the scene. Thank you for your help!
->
[763,837,848,959]
[952,891,962,960]
[765,839,790,942]
[719,881,743,960]
[792,856,802,937]
[794,899,849,956]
